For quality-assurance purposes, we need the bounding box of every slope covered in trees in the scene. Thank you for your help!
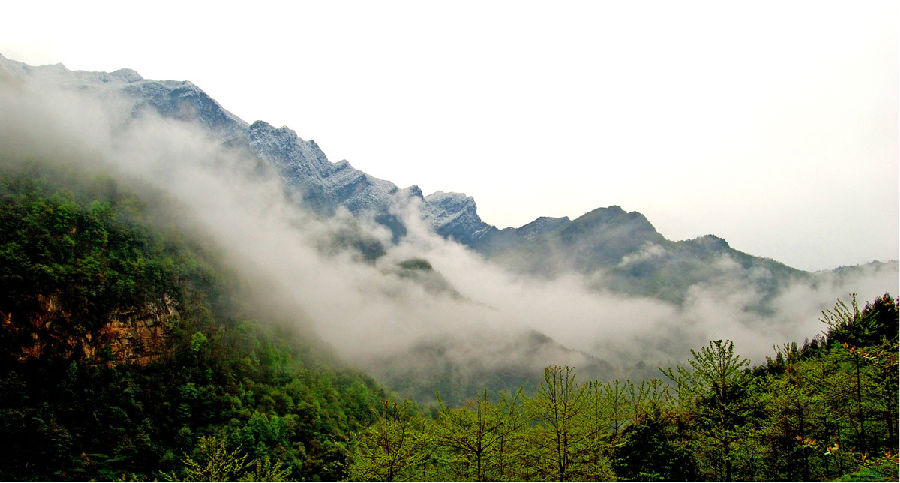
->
[0,164,387,481]
[350,295,899,481]
[0,161,896,482]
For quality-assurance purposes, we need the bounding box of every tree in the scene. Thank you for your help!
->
[822,293,898,348]
[528,365,591,481]
[662,340,753,481]
[492,388,527,481]
[601,379,631,440]
[613,411,698,481]
[434,390,501,481]
[348,400,427,481]
[820,294,899,458]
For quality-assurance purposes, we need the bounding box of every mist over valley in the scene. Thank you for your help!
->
[1,55,896,403]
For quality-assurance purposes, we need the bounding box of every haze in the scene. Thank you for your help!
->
[2,75,896,399]
[1,0,897,271]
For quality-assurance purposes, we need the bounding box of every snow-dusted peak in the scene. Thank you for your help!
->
[0,55,143,87]
[423,191,493,245]
[123,79,249,142]
[0,55,499,248]
[425,191,474,208]
[0,55,248,143]
[110,68,143,83]
[424,191,476,224]
[249,120,334,182]
[401,185,424,200]
[0,55,70,82]
[247,120,407,221]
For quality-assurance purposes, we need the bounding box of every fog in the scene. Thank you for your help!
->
[1,74,896,400]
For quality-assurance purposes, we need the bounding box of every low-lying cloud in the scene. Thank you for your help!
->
[1,74,896,400]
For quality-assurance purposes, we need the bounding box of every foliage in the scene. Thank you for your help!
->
[612,410,698,481]
[166,434,290,482]
[1,164,897,482]
[0,169,386,481]
[345,295,897,481]
[348,400,430,481]
[528,365,592,480]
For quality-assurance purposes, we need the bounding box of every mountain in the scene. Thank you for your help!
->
[1,53,897,483]
[0,54,413,235]
[0,169,387,480]
[4,53,894,307]
[470,206,806,305]
[2,54,896,405]
[0,54,621,402]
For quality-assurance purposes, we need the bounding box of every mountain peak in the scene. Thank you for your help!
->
[403,185,424,200]
[514,216,571,241]
[110,68,142,82]
[425,191,473,203]
[423,191,494,245]
[248,120,334,183]
[690,234,730,248]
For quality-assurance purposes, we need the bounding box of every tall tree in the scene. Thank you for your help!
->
[662,340,753,481]
[528,365,591,481]
[348,400,427,481]
[434,390,501,481]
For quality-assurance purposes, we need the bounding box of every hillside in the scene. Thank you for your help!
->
[0,52,897,482]
[472,206,805,305]
[0,165,386,480]
[0,52,896,418]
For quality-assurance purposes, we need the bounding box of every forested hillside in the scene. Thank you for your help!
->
[3,54,897,431]
[0,163,897,482]
[350,295,899,481]
[0,165,387,481]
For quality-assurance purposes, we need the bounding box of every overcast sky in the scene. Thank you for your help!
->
[2,0,897,271]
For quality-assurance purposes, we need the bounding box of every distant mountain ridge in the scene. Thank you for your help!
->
[1,54,893,306]
[0,54,501,244]
[3,54,898,408]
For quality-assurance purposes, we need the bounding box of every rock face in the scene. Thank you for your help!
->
[92,297,178,366]
[423,191,495,246]
[6,293,177,366]
[125,80,249,145]
[247,120,405,220]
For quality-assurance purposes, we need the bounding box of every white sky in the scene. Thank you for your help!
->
[2,0,897,271]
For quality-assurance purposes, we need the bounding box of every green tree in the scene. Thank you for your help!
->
[434,390,502,481]
[348,400,428,481]
[176,434,250,481]
[662,340,753,481]
[612,411,698,481]
[492,388,527,481]
[528,365,591,481]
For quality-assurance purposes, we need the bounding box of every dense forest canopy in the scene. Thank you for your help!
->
[0,163,896,481]
[0,165,387,480]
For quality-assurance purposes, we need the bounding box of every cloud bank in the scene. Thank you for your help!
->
[0,74,895,401]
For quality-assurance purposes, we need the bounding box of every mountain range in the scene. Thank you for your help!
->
[3,54,886,292]
[1,54,896,401]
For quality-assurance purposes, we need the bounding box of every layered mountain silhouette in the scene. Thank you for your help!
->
[3,54,898,404]
[0,54,892,307]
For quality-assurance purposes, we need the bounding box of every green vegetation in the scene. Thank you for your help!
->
[350,295,898,481]
[398,258,433,271]
[0,164,896,481]
[0,167,386,480]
